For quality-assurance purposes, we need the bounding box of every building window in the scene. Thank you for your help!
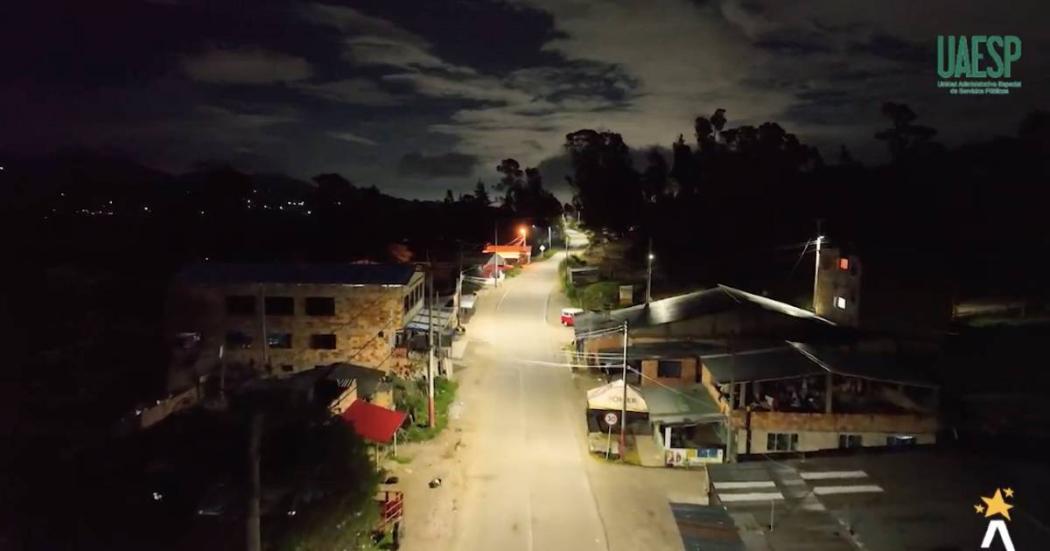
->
[657,360,682,378]
[225,330,253,349]
[226,295,255,316]
[309,334,337,350]
[265,296,294,316]
[886,435,916,447]
[267,333,292,349]
[839,434,863,449]
[838,257,849,271]
[835,296,847,309]
[305,297,335,316]
[767,432,799,451]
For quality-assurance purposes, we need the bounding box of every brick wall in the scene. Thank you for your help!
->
[166,274,424,391]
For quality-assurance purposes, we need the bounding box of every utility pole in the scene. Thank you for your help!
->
[246,411,263,551]
[258,285,269,370]
[427,271,436,428]
[812,220,825,312]
[645,238,654,304]
[548,225,552,250]
[619,321,628,459]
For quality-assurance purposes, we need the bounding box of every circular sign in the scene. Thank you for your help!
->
[604,412,619,426]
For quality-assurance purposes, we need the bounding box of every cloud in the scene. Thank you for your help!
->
[382,72,534,104]
[328,131,378,146]
[397,151,478,178]
[181,48,313,84]
[302,3,474,74]
[197,105,299,128]
[294,78,404,105]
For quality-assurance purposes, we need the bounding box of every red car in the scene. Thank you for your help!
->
[560,307,584,326]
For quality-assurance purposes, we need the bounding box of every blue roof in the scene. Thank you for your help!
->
[177,263,417,286]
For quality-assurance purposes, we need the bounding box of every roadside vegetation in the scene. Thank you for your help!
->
[394,376,459,442]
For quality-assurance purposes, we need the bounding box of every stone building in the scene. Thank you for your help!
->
[165,263,425,392]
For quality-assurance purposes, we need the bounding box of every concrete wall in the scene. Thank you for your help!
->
[740,427,936,454]
[166,273,424,391]
[640,357,698,386]
[814,248,861,326]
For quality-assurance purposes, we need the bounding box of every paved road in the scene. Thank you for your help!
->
[450,247,609,551]
[395,229,700,550]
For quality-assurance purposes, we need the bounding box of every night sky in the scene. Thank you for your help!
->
[2,0,1047,199]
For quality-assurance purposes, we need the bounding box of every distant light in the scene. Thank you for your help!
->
[518,226,527,236]
[143,206,150,212]
[199,210,205,215]
[306,210,312,215]
[152,492,164,501]
[540,245,546,252]
[648,253,655,261]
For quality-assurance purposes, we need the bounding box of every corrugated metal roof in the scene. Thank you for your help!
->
[638,385,722,422]
[595,340,725,360]
[177,262,416,286]
[702,347,826,383]
[790,342,939,387]
[574,284,835,337]
[670,503,744,551]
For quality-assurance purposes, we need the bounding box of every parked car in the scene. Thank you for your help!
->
[560,307,584,326]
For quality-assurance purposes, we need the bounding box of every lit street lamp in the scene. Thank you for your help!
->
[646,252,654,303]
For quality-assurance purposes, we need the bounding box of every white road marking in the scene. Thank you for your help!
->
[800,470,868,480]
[812,485,884,495]
[713,481,777,490]
[496,288,511,311]
[718,492,785,502]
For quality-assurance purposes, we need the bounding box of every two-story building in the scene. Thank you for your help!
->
[165,263,425,392]
[700,341,940,455]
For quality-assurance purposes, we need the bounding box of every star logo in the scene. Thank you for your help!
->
[976,488,1014,521]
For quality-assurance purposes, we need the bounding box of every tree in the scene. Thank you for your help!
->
[564,129,641,233]
[495,159,524,210]
[640,147,668,202]
[473,180,491,206]
[443,189,455,205]
[874,102,939,161]
[668,135,698,196]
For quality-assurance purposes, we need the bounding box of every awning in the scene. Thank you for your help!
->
[586,379,648,413]
[406,307,455,331]
[341,400,407,444]
[638,385,723,425]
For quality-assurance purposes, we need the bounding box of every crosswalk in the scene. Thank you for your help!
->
[712,467,884,510]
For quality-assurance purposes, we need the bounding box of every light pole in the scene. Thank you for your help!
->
[646,252,654,304]
[619,321,628,459]
[812,234,824,311]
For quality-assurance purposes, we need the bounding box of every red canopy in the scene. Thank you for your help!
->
[341,400,408,444]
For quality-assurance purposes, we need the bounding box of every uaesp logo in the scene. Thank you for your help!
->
[936,35,1023,95]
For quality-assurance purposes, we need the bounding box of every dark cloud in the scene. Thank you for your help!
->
[397,152,478,178]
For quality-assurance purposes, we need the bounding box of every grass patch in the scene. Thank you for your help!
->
[533,248,557,262]
[504,266,523,278]
[396,377,459,443]
[578,281,620,311]
[390,454,413,464]
[558,255,585,306]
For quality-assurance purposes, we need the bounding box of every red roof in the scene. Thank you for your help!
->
[483,244,530,254]
[340,400,408,444]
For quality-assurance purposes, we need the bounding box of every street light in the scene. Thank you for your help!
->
[646,252,654,303]
[518,226,527,247]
